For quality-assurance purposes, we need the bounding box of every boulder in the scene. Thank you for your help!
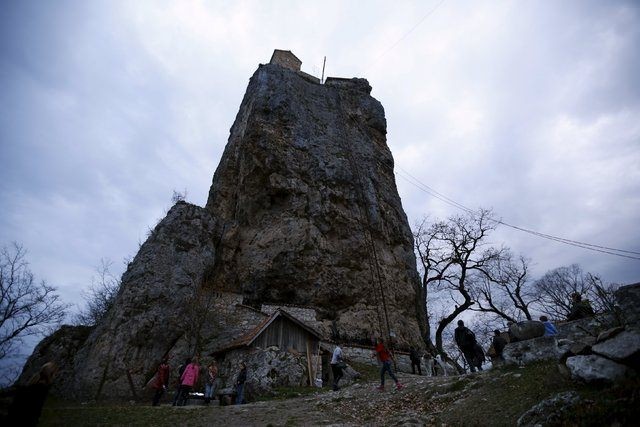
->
[595,326,624,343]
[591,329,640,368]
[509,321,545,341]
[503,336,560,366]
[517,391,581,427]
[565,355,631,384]
[615,283,640,326]
[569,342,592,356]
[556,317,600,341]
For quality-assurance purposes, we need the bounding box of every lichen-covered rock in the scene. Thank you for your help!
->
[565,355,631,384]
[517,391,581,427]
[503,336,560,366]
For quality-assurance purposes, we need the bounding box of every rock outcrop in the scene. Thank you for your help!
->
[204,64,423,345]
[503,336,560,366]
[517,391,581,427]
[17,53,425,399]
[508,320,545,341]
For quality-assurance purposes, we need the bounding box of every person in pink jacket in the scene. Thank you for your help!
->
[176,356,200,406]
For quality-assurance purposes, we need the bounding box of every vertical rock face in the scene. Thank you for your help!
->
[205,64,423,344]
[18,56,425,398]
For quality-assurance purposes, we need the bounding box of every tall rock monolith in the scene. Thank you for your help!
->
[18,52,425,399]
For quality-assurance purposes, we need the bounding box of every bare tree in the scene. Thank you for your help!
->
[75,259,121,327]
[0,243,68,362]
[469,252,535,322]
[171,188,188,204]
[533,264,616,319]
[180,265,219,355]
[414,209,505,362]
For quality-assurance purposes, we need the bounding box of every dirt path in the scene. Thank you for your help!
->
[169,372,454,426]
[43,362,630,426]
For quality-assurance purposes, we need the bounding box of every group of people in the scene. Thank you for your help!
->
[150,356,247,406]
[454,320,486,373]
[490,292,594,362]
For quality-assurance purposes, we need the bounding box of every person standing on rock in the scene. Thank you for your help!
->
[204,361,218,404]
[454,320,480,373]
[235,361,247,405]
[176,356,200,406]
[151,356,170,406]
[409,346,422,375]
[331,343,345,391]
[567,293,595,321]
[540,316,559,336]
[372,338,404,391]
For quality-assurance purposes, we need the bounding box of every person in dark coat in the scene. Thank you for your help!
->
[235,361,247,405]
[151,356,170,406]
[492,329,507,361]
[567,293,595,321]
[172,358,191,406]
[454,320,480,372]
[6,361,58,427]
[409,346,422,375]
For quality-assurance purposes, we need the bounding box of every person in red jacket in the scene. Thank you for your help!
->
[176,355,200,406]
[372,338,404,391]
[151,356,170,406]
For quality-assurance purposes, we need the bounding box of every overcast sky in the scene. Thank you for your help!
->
[1,0,639,364]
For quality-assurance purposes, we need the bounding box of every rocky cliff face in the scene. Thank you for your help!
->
[205,65,423,344]
[18,58,425,399]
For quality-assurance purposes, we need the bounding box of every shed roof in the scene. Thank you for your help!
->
[211,309,322,355]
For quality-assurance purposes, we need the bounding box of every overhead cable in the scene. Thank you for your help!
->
[385,161,640,260]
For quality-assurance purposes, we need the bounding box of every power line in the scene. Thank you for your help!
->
[363,0,447,74]
[384,161,640,260]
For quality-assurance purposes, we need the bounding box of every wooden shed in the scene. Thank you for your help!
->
[211,309,323,386]
[212,309,322,355]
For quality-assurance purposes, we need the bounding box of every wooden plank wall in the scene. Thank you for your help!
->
[253,318,319,354]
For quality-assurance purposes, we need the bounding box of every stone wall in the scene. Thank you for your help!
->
[297,71,320,84]
[329,343,413,373]
[215,346,309,400]
[324,77,372,94]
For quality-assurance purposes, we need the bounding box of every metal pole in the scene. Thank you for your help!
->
[321,56,326,83]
